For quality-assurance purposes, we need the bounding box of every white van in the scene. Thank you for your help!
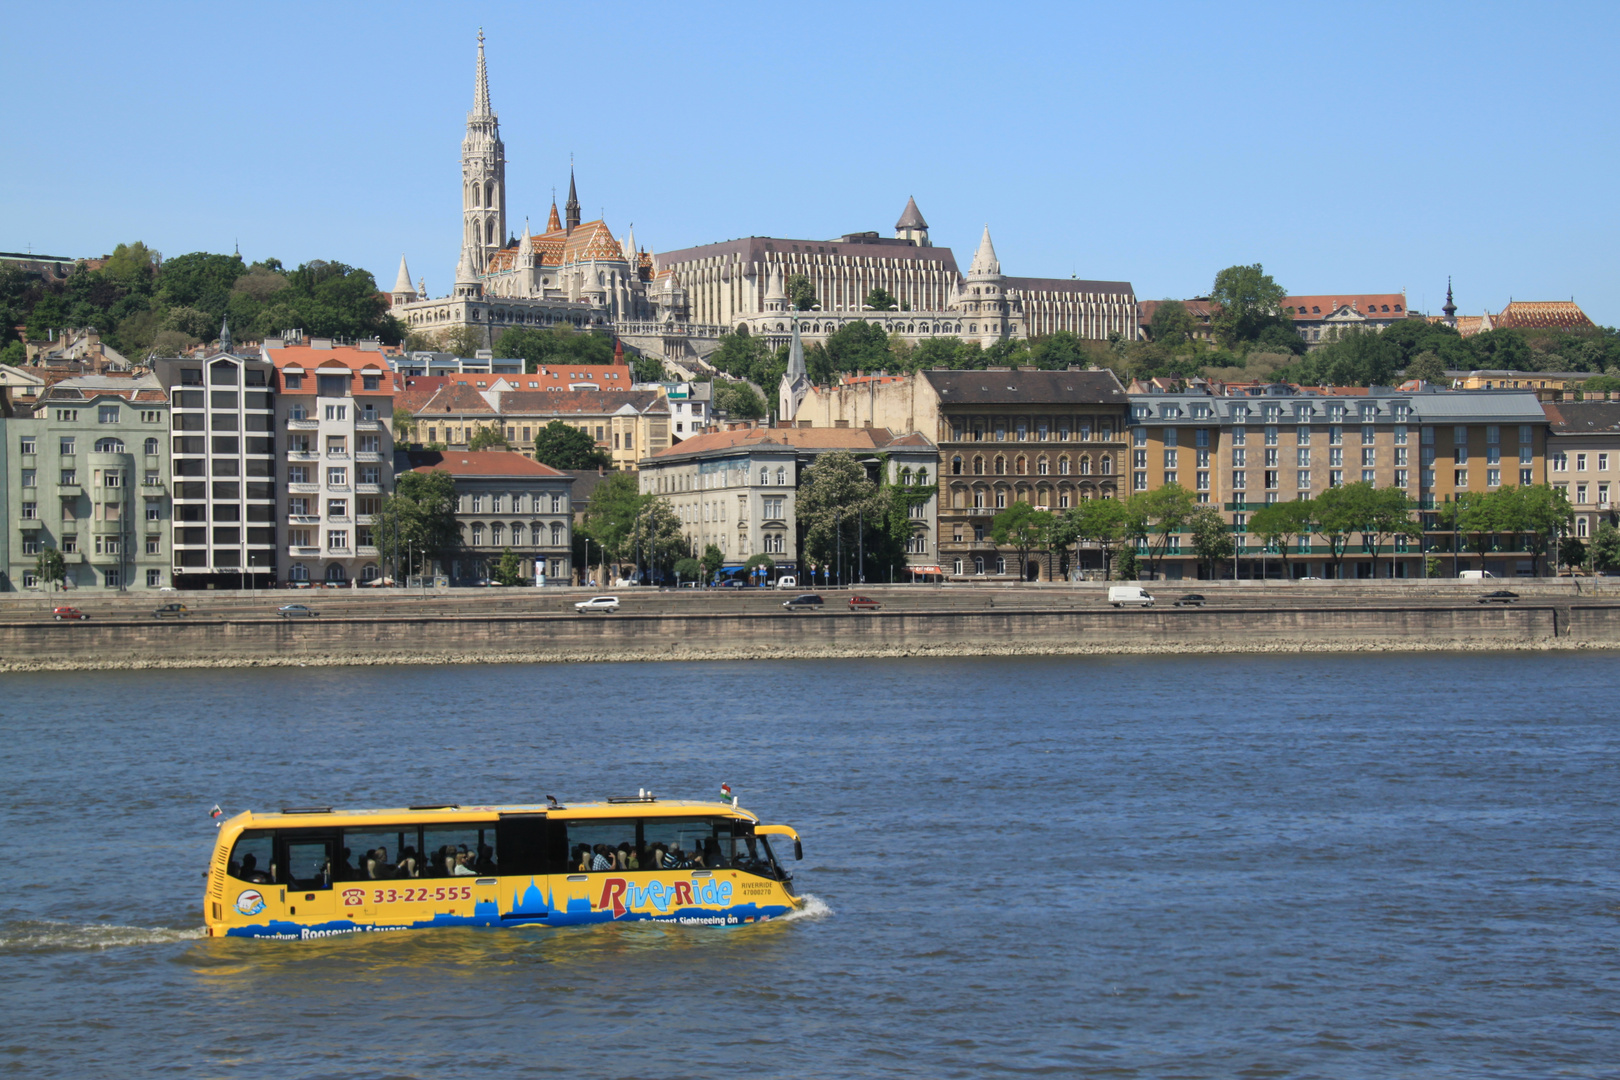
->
[775,576,798,589]
[1458,570,1496,580]
[1108,585,1155,608]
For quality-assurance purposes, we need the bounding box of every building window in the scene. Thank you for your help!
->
[98,406,119,424]
[146,534,161,554]
[1395,470,1408,487]
[995,490,1007,509]
[1196,471,1210,491]
[147,569,162,587]
[1455,469,1468,487]
[1134,471,1147,492]
[327,467,347,486]
[1577,453,1588,471]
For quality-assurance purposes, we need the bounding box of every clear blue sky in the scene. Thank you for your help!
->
[6,1,1618,325]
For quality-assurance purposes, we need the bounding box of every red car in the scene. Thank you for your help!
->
[52,606,89,621]
[848,594,881,611]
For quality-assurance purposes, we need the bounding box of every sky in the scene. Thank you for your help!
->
[5,0,1618,325]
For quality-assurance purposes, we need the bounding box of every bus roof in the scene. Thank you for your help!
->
[223,799,762,829]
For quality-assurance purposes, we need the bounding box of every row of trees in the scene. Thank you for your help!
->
[981,481,1578,582]
[0,243,405,364]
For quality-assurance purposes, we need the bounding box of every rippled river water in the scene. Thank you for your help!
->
[4,653,1620,1078]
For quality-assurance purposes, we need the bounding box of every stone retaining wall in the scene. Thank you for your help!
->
[2,604,1614,672]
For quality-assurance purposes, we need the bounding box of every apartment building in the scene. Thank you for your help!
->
[401,450,574,585]
[1127,386,1547,579]
[3,375,171,592]
[639,426,938,580]
[151,351,278,589]
[265,339,397,586]
[1543,401,1620,544]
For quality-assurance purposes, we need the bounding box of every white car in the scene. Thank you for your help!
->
[574,595,620,613]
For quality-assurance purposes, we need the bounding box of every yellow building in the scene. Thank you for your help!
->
[1128,387,1548,579]
[409,382,670,471]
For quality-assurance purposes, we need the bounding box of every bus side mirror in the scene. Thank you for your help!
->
[794,840,803,861]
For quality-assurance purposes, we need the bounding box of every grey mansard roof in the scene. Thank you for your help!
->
[655,235,960,274]
[1004,276,1135,299]
[923,368,1128,406]
[896,196,928,230]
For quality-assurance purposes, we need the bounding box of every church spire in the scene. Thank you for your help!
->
[1442,276,1457,325]
[472,28,492,117]
[565,161,581,234]
[546,196,561,233]
[219,317,232,354]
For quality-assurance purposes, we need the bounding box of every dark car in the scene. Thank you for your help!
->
[848,594,881,610]
[1478,590,1520,604]
[52,606,89,620]
[277,604,318,618]
[715,579,747,589]
[153,603,190,618]
[1173,594,1206,607]
[782,593,824,610]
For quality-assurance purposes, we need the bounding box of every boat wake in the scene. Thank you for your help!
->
[0,919,205,952]
[784,894,834,921]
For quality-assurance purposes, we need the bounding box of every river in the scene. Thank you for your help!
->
[2,653,1618,1078]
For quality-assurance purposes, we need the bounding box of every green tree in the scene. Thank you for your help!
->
[1560,536,1588,571]
[787,273,818,311]
[1468,328,1531,370]
[35,545,66,591]
[823,320,891,374]
[1591,521,1620,572]
[1248,499,1314,574]
[990,501,1054,582]
[374,468,460,578]
[467,426,511,451]
[1406,351,1447,383]
[674,557,701,584]
[1505,484,1573,574]
[155,251,249,317]
[1441,490,1503,564]
[1211,264,1288,347]
[1061,496,1130,580]
[864,286,897,311]
[493,324,614,368]
[1360,485,1420,577]
[631,353,667,383]
[796,451,880,579]
[1189,506,1234,579]
[1028,331,1090,370]
[713,379,766,419]
[1113,547,1140,580]
[700,543,725,582]
[625,498,687,582]
[532,420,610,470]
[392,406,416,445]
[493,547,526,586]
[1312,483,1378,577]
[437,325,488,357]
[910,336,970,371]
[1149,300,1196,346]
[1125,483,1197,577]
[582,473,644,574]
[743,552,777,584]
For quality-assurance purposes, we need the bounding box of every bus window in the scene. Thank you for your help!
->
[422,825,495,878]
[724,834,780,879]
[229,830,276,884]
[563,820,638,872]
[343,828,421,881]
[642,818,727,871]
[284,837,333,891]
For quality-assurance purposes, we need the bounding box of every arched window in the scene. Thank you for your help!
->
[952,456,963,476]
[916,468,928,486]
[1080,456,1092,476]
[972,489,985,509]
[994,456,1006,476]
[995,490,1007,509]
[487,219,496,245]
[472,184,481,208]
[490,522,504,545]
[325,563,346,583]
[1015,456,1026,475]
[973,456,984,476]
[1058,456,1070,476]
[1037,456,1049,476]
[1100,456,1112,475]
[776,466,786,485]
[760,468,769,485]
[974,556,985,574]
[485,180,494,208]
[900,467,912,485]
[289,563,309,582]
[471,522,485,545]
[144,438,159,455]
[95,438,124,452]
[361,564,379,583]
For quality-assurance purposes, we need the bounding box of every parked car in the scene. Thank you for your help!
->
[848,594,881,610]
[153,603,190,618]
[277,604,318,618]
[715,579,747,589]
[1477,590,1520,604]
[1173,594,1206,608]
[574,595,621,613]
[1458,569,1497,580]
[1107,585,1155,608]
[775,576,798,589]
[782,593,824,611]
[51,606,89,620]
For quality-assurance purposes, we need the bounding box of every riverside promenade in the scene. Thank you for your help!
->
[3,580,1619,671]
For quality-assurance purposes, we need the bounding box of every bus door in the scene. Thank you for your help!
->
[278,831,338,924]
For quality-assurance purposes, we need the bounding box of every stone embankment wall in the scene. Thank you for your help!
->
[2,604,1618,671]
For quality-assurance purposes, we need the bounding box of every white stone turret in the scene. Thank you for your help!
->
[778,314,811,421]
[461,29,506,275]
[895,195,930,247]
[391,255,418,306]
[518,219,534,270]
[967,224,1001,280]
[763,263,788,312]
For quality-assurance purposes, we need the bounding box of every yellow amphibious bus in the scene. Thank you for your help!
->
[204,796,804,939]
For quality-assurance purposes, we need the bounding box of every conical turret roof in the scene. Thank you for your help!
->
[765,263,787,303]
[896,195,927,230]
[968,225,1000,278]
[546,199,562,233]
[393,254,414,294]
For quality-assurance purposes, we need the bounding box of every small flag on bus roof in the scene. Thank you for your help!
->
[210,804,224,825]
[719,783,735,806]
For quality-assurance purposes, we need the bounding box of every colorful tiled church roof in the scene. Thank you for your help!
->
[1493,301,1594,332]
[482,218,625,274]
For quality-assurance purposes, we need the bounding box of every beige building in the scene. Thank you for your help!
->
[411,382,670,471]
[639,426,938,580]
[1543,401,1620,547]
[403,450,574,585]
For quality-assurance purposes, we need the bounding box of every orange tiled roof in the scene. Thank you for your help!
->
[408,450,568,479]
[495,389,666,416]
[483,218,625,275]
[416,382,497,415]
[506,364,636,391]
[1285,294,1406,320]
[1494,301,1595,332]
[648,425,921,459]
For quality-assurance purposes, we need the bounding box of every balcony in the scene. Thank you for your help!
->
[288,483,320,494]
[355,451,382,463]
[326,484,351,494]
[967,507,993,516]
[292,545,320,558]
[355,514,375,525]
[355,419,381,431]
[287,450,317,462]
[61,552,83,564]
[325,451,350,460]
[288,514,320,525]
[18,518,42,530]
[357,545,379,557]
[57,485,83,498]
[286,417,318,430]
[355,483,382,495]
[141,481,166,495]
[327,515,352,525]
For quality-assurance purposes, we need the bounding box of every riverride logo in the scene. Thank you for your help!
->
[596,877,733,918]
[235,889,266,916]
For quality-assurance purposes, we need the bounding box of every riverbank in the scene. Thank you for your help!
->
[4,602,1618,672]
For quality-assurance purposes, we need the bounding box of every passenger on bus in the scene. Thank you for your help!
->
[397,846,419,878]
[615,842,638,871]
[366,848,395,879]
[238,853,272,885]
[574,845,591,873]
[474,844,495,874]
[591,844,616,871]
[334,847,355,880]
